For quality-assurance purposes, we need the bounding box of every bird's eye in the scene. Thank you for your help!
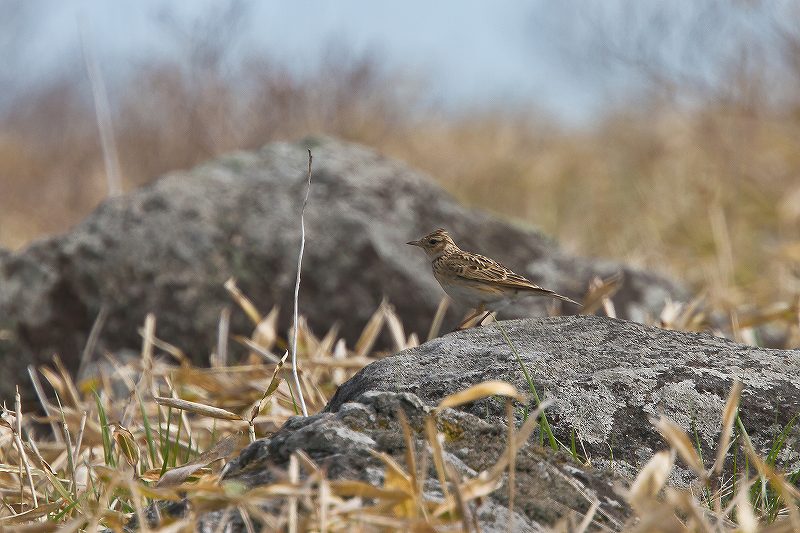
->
[428,239,437,245]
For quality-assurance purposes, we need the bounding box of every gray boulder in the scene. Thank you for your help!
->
[191,390,630,532]
[0,137,683,401]
[327,315,800,481]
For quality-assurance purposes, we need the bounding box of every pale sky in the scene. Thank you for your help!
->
[7,0,625,124]
[6,1,785,124]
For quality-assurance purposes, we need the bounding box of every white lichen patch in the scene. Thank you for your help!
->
[644,379,725,447]
[554,383,621,444]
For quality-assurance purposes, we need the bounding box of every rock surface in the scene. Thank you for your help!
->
[0,137,683,400]
[193,390,630,532]
[327,315,800,481]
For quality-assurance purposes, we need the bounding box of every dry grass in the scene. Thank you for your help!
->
[2,4,800,529]
[0,283,797,531]
[2,6,800,327]
[2,57,800,330]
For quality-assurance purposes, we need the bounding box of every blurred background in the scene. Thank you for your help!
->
[2,0,800,315]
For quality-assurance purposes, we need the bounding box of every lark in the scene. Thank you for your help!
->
[407,228,579,329]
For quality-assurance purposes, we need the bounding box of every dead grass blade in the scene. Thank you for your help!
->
[574,499,600,533]
[53,355,81,408]
[215,306,231,367]
[225,278,262,325]
[253,306,280,353]
[710,380,742,477]
[354,302,386,358]
[486,399,553,481]
[0,501,63,525]
[735,479,759,533]
[139,313,157,403]
[234,336,281,364]
[39,366,70,407]
[288,453,299,533]
[329,479,408,501]
[15,387,38,509]
[742,439,800,529]
[112,424,141,471]
[436,381,524,411]
[424,416,451,504]
[580,272,622,315]
[382,302,408,352]
[627,450,674,513]
[157,433,241,487]
[653,415,707,480]
[665,488,716,533]
[27,366,62,444]
[77,305,108,381]
[145,334,188,365]
[442,461,472,531]
[427,297,450,341]
[737,302,798,329]
[396,409,421,506]
[250,350,290,425]
[153,397,243,421]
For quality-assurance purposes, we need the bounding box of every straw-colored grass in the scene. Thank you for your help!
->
[0,282,798,531]
[2,26,800,329]
[1,7,799,529]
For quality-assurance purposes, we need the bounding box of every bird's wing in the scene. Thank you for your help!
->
[444,252,580,305]
[444,253,541,290]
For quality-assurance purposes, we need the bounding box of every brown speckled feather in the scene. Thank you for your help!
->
[408,228,580,309]
[434,252,573,301]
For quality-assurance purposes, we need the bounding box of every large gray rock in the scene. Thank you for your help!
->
[189,390,630,532]
[327,315,800,481]
[0,137,683,401]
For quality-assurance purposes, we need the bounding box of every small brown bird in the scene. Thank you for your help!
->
[407,228,579,329]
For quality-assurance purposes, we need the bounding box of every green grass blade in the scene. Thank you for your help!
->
[93,390,115,467]
[495,320,558,451]
[138,394,158,470]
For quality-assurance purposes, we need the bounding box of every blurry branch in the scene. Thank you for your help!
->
[80,24,123,197]
[291,150,313,417]
[551,0,782,106]
[156,0,249,72]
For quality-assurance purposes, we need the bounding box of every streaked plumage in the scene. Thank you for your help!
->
[407,228,579,328]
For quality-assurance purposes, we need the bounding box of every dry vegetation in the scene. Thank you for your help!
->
[2,2,800,531]
[0,3,800,316]
[0,283,799,531]
[1,4,800,321]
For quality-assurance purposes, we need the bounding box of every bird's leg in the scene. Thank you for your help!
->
[476,310,494,326]
[454,304,485,331]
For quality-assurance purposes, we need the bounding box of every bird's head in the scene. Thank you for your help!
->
[407,228,457,259]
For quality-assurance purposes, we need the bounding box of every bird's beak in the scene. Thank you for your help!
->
[406,239,421,247]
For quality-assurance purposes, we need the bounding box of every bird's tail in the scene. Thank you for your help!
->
[551,291,581,306]
[528,287,581,306]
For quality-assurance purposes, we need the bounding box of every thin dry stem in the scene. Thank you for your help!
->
[14,387,38,509]
[290,149,313,417]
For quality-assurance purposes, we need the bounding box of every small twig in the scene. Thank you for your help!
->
[78,305,107,379]
[27,366,63,443]
[216,306,231,367]
[15,387,38,508]
[248,421,256,444]
[55,394,77,499]
[291,150,313,417]
[73,411,88,471]
[238,506,256,533]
